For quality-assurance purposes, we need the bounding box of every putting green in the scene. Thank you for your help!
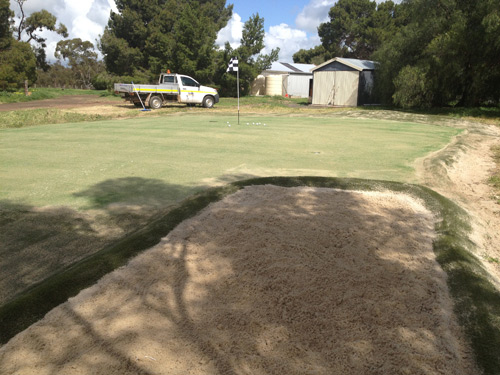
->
[0,114,460,209]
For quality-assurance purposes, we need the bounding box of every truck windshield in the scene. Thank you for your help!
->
[181,77,198,87]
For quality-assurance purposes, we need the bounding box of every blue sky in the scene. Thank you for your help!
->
[229,0,313,30]
[217,0,336,61]
[10,0,337,62]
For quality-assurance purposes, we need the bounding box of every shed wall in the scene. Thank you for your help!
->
[286,75,312,98]
[315,61,357,72]
[312,71,359,106]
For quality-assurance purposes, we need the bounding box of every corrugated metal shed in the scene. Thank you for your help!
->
[313,58,375,72]
[267,62,315,74]
[250,62,315,98]
[311,58,377,106]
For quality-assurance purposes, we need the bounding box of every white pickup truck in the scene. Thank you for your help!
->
[114,73,219,109]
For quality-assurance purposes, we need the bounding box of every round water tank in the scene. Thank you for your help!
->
[265,75,283,96]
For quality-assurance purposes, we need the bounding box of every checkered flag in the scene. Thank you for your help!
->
[227,57,238,72]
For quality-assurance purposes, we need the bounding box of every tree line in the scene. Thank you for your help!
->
[1,0,499,107]
[0,0,278,97]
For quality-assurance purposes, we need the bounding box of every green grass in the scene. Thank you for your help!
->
[0,114,460,208]
[0,87,111,103]
[1,176,499,374]
[490,145,500,204]
[217,95,309,108]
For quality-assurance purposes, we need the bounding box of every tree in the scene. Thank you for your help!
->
[55,38,103,89]
[36,62,74,88]
[13,0,68,69]
[317,0,401,59]
[0,0,12,51]
[0,40,36,90]
[374,0,500,107]
[0,0,36,90]
[100,0,233,81]
[215,14,279,96]
[293,0,402,66]
[293,45,329,65]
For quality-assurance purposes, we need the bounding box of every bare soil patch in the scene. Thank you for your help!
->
[0,96,118,112]
[0,186,478,375]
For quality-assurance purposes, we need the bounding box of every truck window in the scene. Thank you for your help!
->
[163,76,175,84]
[181,76,198,87]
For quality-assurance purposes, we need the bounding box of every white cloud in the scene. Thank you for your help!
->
[9,0,115,61]
[216,12,243,50]
[295,0,335,33]
[263,24,320,62]
[216,15,320,63]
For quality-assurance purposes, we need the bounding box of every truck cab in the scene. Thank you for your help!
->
[159,73,219,108]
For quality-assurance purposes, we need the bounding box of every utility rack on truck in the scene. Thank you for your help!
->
[114,73,219,109]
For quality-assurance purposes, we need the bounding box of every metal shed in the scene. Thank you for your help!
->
[251,62,315,98]
[311,58,376,106]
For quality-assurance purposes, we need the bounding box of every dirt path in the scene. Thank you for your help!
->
[0,186,479,375]
[0,96,119,112]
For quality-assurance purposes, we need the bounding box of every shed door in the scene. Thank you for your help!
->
[312,71,359,106]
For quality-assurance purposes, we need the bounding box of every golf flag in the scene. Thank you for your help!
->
[227,57,240,124]
[227,57,238,72]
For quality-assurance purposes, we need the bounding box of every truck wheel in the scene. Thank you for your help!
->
[149,95,163,109]
[203,96,215,108]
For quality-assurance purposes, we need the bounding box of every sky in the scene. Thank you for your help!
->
[8,0,344,63]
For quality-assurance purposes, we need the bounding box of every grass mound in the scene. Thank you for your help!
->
[1,177,499,373]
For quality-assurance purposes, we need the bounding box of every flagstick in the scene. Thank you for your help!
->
[237,68,240,125]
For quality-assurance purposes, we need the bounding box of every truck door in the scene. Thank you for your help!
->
[179,76,200,103]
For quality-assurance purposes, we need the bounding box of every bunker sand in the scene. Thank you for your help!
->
[0,186,478,374]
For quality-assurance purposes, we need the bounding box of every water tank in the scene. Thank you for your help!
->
[265,75,283,96]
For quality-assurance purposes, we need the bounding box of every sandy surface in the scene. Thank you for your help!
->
[0,186,479,375]
[416,122,500,288]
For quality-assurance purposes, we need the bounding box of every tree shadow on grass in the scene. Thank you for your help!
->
[0,177,195,305]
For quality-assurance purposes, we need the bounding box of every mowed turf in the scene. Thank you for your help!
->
[0,114,460,209]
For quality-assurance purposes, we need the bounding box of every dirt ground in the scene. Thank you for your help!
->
[0,96,119,112]
[1,98,499,374]
[0,186,480,374]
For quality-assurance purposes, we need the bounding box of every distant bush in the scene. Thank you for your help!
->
[393,66,433,109]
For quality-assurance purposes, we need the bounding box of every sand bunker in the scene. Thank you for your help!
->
[0,185,478,374]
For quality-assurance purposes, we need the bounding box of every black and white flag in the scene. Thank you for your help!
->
[227,57,238,72]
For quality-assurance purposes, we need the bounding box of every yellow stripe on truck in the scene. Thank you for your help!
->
[180,90,215,94]
[132,89,215,95]
[133,88,178,93]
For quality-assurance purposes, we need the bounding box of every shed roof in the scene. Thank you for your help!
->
[267,62,315,74]
[312,57,376,72]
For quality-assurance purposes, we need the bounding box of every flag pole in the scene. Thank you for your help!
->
[237,67,240,125]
